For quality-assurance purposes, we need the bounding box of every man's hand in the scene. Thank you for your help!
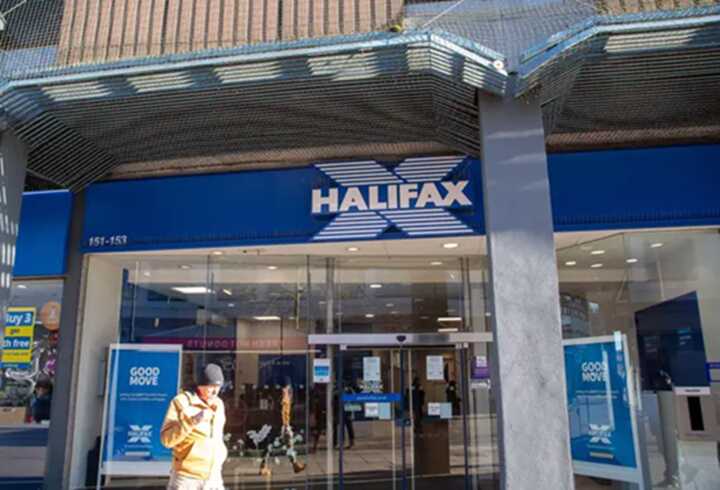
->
[187,408,211,425]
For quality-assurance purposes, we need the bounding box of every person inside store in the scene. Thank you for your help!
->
[333,380,356,449]
[30,377,53,423]
[310,384,327,453]
[161,363,227,490]
[408,376,425,433]
[445,380,461,416]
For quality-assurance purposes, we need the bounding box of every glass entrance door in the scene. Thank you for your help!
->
[327,344,481,490]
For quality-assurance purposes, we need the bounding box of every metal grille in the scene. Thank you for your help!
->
[0,1,717,189]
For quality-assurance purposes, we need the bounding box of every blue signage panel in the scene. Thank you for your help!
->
[564,339,637,471]
[81,146,720,253]
[102,345,181,476]
[82,157,484,252]
[549,145,720,231]
[15,190,72,277]
[342,392,402,403]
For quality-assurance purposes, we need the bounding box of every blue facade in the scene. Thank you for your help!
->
[12,146,720,262]
[14,190,72,277]
[80,145,720,253]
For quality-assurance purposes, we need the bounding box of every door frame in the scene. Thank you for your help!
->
[309,332,493,490]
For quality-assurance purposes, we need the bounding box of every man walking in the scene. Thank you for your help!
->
[161,364,228,490]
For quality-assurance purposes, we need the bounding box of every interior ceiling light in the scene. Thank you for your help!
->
[590,263,603,269]
[212,251,223,256]
[443,243,459,249]
[172,286,210,294]
[590,250,605,255]
[565,261,577,266]
[222,288,232,296]
[228,303,235,307]
[650,242,664,248]
[437,317,462,322]
[369,283,382,289]
[179,265,192,270]
[365,313,375,319]
[143,271,152,277]
[17,284,27,289]
[386,303,394,308]
[438,327,459,333]
[267,266,278,270]
[254,316,281,321]
[347,247,359,252]
[430,261,443,266]
[626,258,639,264]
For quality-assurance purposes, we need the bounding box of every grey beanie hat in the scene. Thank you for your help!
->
[199,363,224,386]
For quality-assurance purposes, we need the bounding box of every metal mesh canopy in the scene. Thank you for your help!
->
[0,1,718,189]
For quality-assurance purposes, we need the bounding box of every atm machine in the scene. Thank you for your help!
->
[636,292,720,489]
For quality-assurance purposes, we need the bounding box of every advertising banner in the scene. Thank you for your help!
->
[101,344,182,477]
[564,335,645,487]
[1,307,36,369]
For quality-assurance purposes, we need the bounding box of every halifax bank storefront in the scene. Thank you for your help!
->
[7,145,718,490]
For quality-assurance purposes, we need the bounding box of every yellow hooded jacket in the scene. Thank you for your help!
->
[160,390,227,480]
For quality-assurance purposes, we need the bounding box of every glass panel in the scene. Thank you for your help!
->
[75,250,496,489]
[78,254,317,489]
[0,279,63,483]
[335,347,407,489]
[334,257,466,334]
[557,229,720,490]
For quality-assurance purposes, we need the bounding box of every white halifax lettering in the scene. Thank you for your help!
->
[581,361,608,383]
[312,180,471,214]
[129,366,160,386]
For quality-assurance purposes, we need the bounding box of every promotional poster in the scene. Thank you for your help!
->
[102,344,182,476]
[564,336,643,485]
[1,307,37,369]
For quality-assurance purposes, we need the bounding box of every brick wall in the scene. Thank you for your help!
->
[57,0,404,65]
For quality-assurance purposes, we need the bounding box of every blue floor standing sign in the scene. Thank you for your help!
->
[564,334,646,488]
[100,344,182,478]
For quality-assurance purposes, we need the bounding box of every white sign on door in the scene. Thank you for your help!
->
[363,357,381,382]
[426,355,445,381]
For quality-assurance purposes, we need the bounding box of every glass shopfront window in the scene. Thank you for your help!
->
[0,279,63,482]
[557,228,720,489]
[70,245,497,489]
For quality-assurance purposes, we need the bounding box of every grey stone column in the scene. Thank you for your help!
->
[479,95,574,490]
[0,129,27,322]
[44,191,85,489]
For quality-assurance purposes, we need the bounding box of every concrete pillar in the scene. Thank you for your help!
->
[479,95,574,490]
[0,130,27,323]
[44,191,85,489]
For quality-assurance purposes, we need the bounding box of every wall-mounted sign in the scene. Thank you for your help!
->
[564,335,646,488]
[312,157,474,241]
[100,344,181,477]
[471,355,490,381]
[313,358,331,384]
[1,307,36,369]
